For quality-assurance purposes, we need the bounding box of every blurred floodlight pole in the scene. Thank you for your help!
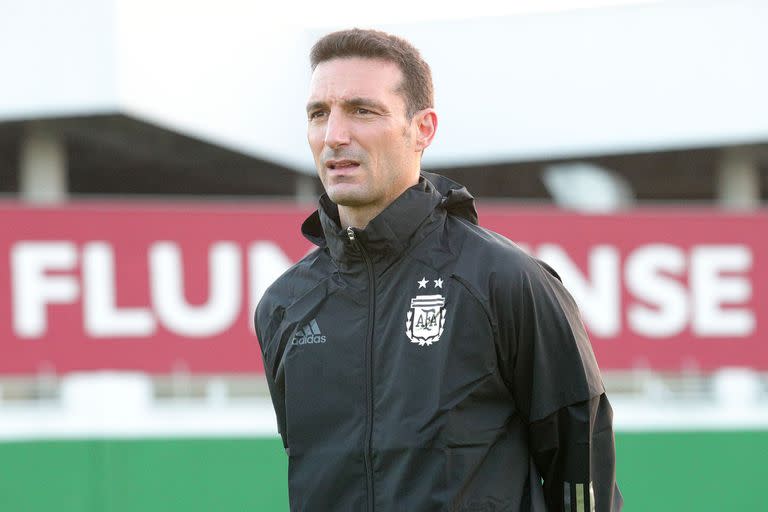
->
[295,174,317,203]
[717,147,761,210]
[543,162,635,212]
[19,123,68,204]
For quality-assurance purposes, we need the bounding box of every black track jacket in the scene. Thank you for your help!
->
[255,173,623,511]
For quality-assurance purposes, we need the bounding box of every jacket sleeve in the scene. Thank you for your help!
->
[494,254,622,511]
[529,394,623,511]
[254,300,289,451]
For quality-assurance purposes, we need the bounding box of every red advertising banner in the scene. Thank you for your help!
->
[1,201,766,374]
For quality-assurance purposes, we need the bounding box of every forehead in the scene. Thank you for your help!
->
[308,57,404,104]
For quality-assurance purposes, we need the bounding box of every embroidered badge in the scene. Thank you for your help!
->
[406,277,447,346]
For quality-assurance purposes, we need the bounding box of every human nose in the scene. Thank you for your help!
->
[323,111,351,149]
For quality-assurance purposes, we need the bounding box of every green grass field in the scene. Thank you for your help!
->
[1,431,766,511]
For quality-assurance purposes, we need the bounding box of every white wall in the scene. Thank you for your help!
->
[0,0,118,118]
[2,0,767,173]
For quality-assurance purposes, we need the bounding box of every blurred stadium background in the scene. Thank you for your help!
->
[1,0,767,510]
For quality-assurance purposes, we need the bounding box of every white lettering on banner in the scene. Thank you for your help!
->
[149,242,241,337]
[248,242,294,333]
[6,240,756,341]
[537,244,620,337]
[530,243,755,339]
[83,242,156,337]
[625,244,688,338]
[691,245,755,336]
[11,242,79,338]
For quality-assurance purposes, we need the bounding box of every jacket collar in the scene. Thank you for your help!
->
[302,175,445,271]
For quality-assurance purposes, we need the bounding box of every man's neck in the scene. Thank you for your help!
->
[338,204,380,231]
[338,175,420,230]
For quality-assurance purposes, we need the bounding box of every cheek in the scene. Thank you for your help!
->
[381,133,411,165]
[307,128,325,154]
[366,129,404,161]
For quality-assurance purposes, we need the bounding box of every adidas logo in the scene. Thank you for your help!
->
[291,319,327,345]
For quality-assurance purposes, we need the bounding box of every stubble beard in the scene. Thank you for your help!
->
[325,176,378,208]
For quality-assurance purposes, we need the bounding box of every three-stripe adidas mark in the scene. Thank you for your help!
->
[291,319,327,345]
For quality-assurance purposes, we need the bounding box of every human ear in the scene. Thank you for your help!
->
[413,109,438,152]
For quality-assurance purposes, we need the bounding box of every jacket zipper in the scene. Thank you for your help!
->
[348,226,375,512]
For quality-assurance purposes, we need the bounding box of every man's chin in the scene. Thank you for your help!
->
[326,187,370,207]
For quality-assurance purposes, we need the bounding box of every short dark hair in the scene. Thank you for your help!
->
[310,28,434,118]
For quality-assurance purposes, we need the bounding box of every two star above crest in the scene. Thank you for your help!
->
[417,277,443,289]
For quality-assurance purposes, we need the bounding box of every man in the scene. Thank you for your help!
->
[255,28,622,511]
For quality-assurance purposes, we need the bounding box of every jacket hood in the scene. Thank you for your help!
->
[420,171,478,225]
[302,172,478,250]
[301,173,478,272]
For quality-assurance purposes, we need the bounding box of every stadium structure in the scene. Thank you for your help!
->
[1,1,767,510]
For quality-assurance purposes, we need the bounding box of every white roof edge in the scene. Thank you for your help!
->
[2,0,767,169]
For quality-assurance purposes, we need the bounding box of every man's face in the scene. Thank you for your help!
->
[307,57,421,211]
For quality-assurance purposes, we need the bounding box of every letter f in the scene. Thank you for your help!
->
[12,242,79,338]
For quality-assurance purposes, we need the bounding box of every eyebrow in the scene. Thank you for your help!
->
[306,97,389,114]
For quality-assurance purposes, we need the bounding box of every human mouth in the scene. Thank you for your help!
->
[325,159,360,171]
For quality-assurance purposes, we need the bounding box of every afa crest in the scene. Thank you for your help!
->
[405,294,447,346]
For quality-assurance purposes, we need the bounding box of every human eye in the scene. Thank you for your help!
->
[355,107,373,115]
[308,110,326,121]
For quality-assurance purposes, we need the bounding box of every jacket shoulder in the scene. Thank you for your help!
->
[446,216,550,288]
[254,247,332,339]
[444,216,566,327]
[446,216,604,419]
